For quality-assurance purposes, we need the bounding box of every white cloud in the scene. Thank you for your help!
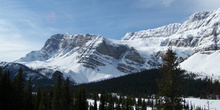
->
[138,0,175,7]
[194,0,220,11]
[0,35,33,62]
[162,0,175,6]
[0,1,60,62]
[0,10,48,62]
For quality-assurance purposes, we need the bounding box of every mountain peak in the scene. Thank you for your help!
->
[122,23,181,40]
[14,8,220,83]
[122,9,220,41]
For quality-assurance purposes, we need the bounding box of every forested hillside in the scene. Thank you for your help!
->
[74,69,220,98]
[1,67,220,110]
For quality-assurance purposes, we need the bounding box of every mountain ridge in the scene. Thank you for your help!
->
[1,8,219,83]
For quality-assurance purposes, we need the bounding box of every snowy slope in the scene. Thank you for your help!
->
[122,8,220,79]
[180,51,220,80]
[14,8,220,83]
[16,34,146,83]
[122,23,181,40]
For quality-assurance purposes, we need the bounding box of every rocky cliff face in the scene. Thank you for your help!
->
[16,33,146,83]
[122,8,220,51]
[122,23,182,40]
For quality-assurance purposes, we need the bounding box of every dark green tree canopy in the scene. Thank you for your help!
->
[156,48,184,110]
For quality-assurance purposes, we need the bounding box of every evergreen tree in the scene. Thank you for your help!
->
[142,99,146,110]
[0,67,2,78]
[156,48,184,110]
[63,77,72,110]
[75,85,87,110]
[107,94,114,110]
[34,87,42,110]
[136,97,142,110]
[92,92,98,110]
[125,96,132,110]
[13,68,25,110]
[39,90,48,110]
[52,74,63,110]
[115,96,121,110]
[0,71,13,110]
[24,78,33,110]
[89,103,93,110]
[47,88,54,110]
[99,90,106,110]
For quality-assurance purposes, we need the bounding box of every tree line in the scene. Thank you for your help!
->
[0,67,83,110]
[0,67,170,110]
[1,48,220,110]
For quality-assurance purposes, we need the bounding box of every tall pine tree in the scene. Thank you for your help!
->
[92,92,98,110]
[156,48,184,110]
[0,71,13,110]
[52,74,63,110]
[34,87,42,110]
[99,90,106,110]
[24,78,33,110]
[62,77,72,110]
[13,68,25,110]
[75,85,87,110]
[39,90,48,110]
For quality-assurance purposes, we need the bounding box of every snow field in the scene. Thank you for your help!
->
[87,97,220,110]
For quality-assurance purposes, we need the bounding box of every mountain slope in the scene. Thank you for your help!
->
[14,8,220,83]
[16,34,146,83]
[0,62,58,86]
[180,50,220,80]
[121,8,220,80]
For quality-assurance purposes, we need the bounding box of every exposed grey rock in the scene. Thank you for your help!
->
[96,39,128,59]
[117,63,138,73]
[124,47,145,64]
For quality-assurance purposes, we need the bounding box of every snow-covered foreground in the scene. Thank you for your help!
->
[186,98,220,110]
[87,98,220,110]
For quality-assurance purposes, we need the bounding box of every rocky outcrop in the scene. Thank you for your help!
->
[96,39,128,59]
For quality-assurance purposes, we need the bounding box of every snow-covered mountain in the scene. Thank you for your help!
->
[15,34,146,83]
[8,8,220,83]
[122,8,220,80]
[0,62,58,86]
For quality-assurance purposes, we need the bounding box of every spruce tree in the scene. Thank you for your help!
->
[0,67,2,78]
[24,78,33,110]
[39,90,48,110]
[14,68,25,110]
[0,71,13,110]
[115,95,121,110]
[47,88,54,110]
[75,85,87,110]
[107,94,114,110]
[92,92,98,110]
[156,48,184,110]
[52,74,63,110]
[99,90,106,110]
[142,99,147,110]
[137,97,142,110]
[34,87,42,110]
[63,77,72,110]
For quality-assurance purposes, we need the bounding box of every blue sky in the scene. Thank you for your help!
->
[0,0,220,62]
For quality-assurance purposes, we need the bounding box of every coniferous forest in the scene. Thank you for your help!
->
[1,49,220,110]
